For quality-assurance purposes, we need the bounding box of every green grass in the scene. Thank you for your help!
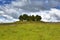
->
[0,21,60,40]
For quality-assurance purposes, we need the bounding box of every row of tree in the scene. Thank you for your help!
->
[19,14,42,21]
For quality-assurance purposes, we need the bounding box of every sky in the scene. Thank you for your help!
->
[0,0,60,23]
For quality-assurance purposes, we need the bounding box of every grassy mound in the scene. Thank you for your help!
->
[0,21,60,40]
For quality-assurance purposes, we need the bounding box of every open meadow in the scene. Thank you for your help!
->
[0,21,60,40]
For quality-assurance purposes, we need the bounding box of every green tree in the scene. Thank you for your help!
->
[19,14,42,22]
[27,16,31,21]
[35,15,42,21]
[22,14,28,20]
[31,15,35,21]
[19,15,23,21]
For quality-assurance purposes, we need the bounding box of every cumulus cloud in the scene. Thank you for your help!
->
[40,8,60,22]
[22,8,60,22]
[0,0,60,23]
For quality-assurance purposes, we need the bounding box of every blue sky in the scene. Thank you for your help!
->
[0,0,60,9]
[0,0,15,5]
[0,0,60,23]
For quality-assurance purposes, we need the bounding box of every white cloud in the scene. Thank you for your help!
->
[21,8,60,22]
[37,8,60,22]
[0,0,60,23]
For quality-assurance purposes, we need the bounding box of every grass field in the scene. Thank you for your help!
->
[0,21,60,40]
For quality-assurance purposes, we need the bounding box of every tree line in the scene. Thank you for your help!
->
[19,14,42,21]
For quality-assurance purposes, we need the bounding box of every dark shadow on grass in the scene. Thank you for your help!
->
[0,21,60,26]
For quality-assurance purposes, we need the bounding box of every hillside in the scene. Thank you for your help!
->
[0,21,60,40]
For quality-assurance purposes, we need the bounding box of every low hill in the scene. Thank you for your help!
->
[0,21,60,40]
